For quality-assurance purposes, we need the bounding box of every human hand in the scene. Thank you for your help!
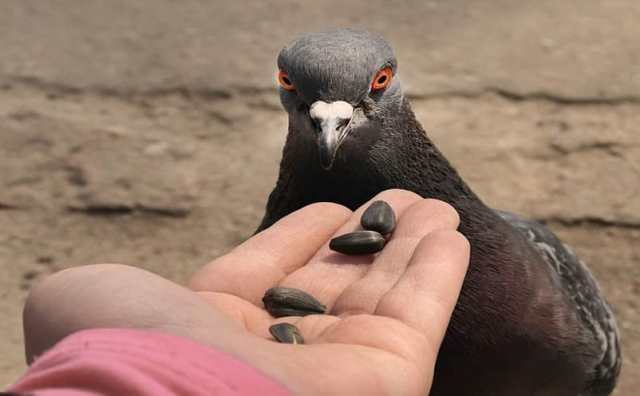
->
[189,189,469,395]
[23,189,469,396]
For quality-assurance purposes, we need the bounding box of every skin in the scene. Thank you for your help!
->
[23,190,470,396]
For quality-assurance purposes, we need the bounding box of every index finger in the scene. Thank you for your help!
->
[189,202,351,305]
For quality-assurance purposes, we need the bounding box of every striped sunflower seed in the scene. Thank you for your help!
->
[263,286,326,318]
[329,230,385,255]
[269,322,304,344]
[361,200,396,235]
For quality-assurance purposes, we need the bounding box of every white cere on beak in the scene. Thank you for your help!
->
[309,101,354,125]
[309,100,355,169]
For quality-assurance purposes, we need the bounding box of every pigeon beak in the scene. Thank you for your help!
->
[309,100,354,170]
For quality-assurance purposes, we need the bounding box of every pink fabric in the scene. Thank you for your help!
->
[8,328,292,396]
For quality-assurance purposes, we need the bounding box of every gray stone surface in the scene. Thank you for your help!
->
[414,97,640,224]
[1,0,640,98]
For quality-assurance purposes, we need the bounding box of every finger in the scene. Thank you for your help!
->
[376,230,470,347]
[279,189,422,312]
[189,202,351,305]
[333,199,460,316]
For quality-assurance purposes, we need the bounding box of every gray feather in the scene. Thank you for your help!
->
[278,28,397,104]
[496,210,621,394]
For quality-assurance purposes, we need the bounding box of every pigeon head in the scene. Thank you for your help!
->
[277,29,403,170]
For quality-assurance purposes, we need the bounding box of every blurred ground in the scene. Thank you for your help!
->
[0,1,638,394]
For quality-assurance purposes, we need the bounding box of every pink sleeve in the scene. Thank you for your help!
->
[7,328,292,396]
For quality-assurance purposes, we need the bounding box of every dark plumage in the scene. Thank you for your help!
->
[258,29,621,395]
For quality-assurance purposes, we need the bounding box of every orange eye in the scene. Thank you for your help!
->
[371,67,393,91]
[278,70,295,91]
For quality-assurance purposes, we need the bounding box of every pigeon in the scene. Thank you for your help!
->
[257,29,621,396]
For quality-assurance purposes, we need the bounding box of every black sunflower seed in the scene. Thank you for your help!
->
[361,200,396,235]
[329,230,385,255]
[269,322,304,344]
[263,286,326,318]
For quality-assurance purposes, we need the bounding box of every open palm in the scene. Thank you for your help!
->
[190,190,469,396]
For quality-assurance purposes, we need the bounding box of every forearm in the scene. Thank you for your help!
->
[10,328,292,396]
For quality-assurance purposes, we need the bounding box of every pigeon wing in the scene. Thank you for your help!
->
[495,210,621,395]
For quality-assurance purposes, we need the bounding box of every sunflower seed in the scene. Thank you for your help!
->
[361,200,396,235]
[269,323,304,344]
[263,287,326,318]
[329,230,385,255]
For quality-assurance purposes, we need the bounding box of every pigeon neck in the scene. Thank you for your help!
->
[369,99,483,208]
[259,99,489,231]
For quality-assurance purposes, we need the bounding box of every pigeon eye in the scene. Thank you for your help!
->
[371,67,393,91]
[278,70,295,91]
